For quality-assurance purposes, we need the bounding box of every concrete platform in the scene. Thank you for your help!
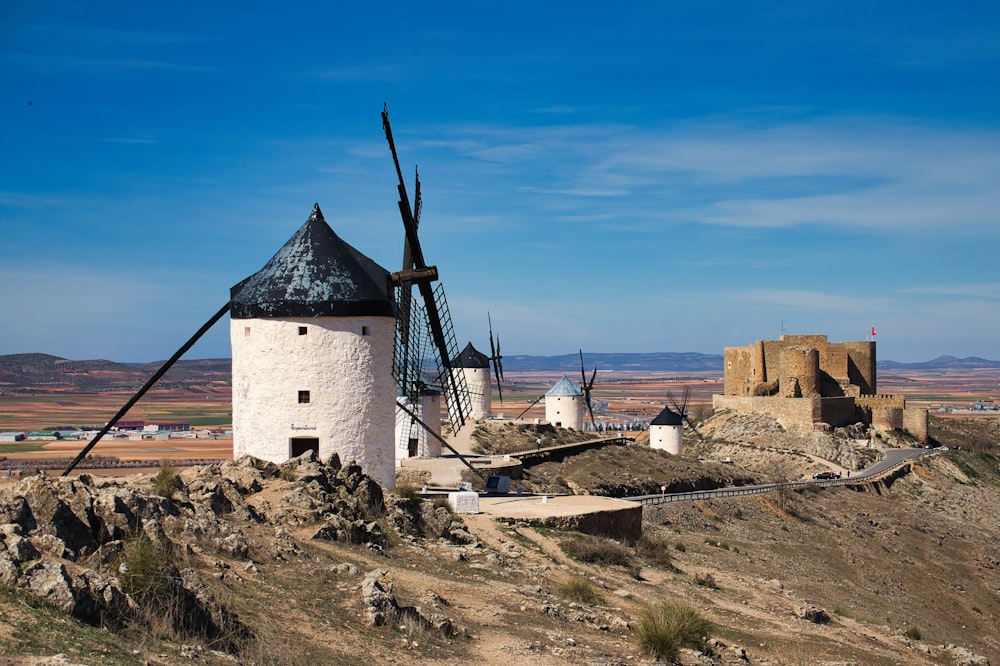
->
[476,493,642,542]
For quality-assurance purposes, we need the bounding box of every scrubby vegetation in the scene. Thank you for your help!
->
[634,600,712,661]
[558,576,606,606]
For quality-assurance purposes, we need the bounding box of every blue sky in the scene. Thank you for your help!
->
[2,1,998,363]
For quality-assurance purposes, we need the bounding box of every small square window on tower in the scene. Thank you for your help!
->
[298,390,310,404]
[298,326,307,335]
[361,326,369,336]
[244,326,251,336]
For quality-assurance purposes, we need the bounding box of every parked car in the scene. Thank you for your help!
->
[812,471,841,480]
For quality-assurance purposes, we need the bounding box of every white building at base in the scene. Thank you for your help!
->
[649,405,684,455]
[230,204,397,488]
[545,374,584,431]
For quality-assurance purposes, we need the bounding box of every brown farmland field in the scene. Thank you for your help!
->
[2,368,998,469]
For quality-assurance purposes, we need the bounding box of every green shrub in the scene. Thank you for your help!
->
[151,462,182,498]
[395,482,420,498]
[558,576,606,606]
[635,600,712,661]
[561,534,633,568]
[674,540,686,552]
[903,625,922,641]
[118,534,175,607]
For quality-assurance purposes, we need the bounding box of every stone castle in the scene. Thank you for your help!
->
[712,334,928,442]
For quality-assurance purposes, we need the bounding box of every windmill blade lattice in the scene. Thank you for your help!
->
[432,282,472,427]
[383,104,472,433]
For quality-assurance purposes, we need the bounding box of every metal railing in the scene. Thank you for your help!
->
[629,449,937,506]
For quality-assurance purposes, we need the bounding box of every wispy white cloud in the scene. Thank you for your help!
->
[735,289,892,313]
[7,52,210,72]
[416,116,1000,235]
[895,284,1000,299]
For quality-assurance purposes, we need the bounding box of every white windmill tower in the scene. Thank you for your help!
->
[452,343,492,420]
[649,404,684,455]
[229,203,397,488]
[650,388,699,456]
[545,375,585,430]
[451,316,505,421]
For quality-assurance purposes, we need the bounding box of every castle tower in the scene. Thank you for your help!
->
[779,346,819,397]
[451,342,492,420]
[649,405,684,455]
[545,374,584,430]
[229,204,397,488]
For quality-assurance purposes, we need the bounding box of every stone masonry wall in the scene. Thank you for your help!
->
[713,395,821,432]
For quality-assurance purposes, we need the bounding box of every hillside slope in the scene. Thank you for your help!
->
[0,415,997,665]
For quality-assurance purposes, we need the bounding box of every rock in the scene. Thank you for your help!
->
[17,477,96,557]
[360,569,464,638]
[0,523,40,563]
[801,606,831,624]
[420,589,448,607]
[311,515,385,547]
[362,569,398,627]
[330,562,361,576]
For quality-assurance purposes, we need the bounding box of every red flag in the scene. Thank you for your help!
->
[871,326,877,337]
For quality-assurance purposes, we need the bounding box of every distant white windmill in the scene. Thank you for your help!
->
[544,374,585,431]
[649,404,684,455]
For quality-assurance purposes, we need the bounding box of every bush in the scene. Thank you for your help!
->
[118,534,176,608]
[634,533,675,569]
[432,496,454,514]
[561,534,633,568]
[903,625,922,641]
[635,600,712,661]
[558,576,606,606]
[394,482,422,503]
[151,462,182,498]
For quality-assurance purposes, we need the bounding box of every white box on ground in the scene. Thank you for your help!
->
[448,491,480,514]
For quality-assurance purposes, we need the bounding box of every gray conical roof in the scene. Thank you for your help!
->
[650,405,683,426]
[230,204,395,319]
[451,342,490,369]
[545,374,582,397]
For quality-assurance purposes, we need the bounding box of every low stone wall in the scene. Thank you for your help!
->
[498,503,643,542]
[712,394,820,431]
[819,397,859,428]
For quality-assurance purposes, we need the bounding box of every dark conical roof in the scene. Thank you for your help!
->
[230,204,395,319]
[650,405,683,426]
[451,342,490,369]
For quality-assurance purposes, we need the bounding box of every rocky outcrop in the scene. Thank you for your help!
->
[361,568,463,638]
[0,452,453,652]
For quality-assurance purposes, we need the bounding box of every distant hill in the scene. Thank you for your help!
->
[0,353,231,394]
[877,355,1000,370]
[501,352,724,373]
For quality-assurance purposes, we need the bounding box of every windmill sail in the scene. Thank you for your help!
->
[383,105,471,433]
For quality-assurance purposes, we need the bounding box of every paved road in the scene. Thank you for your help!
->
[628,447,936,506]
[855,447,930,479]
